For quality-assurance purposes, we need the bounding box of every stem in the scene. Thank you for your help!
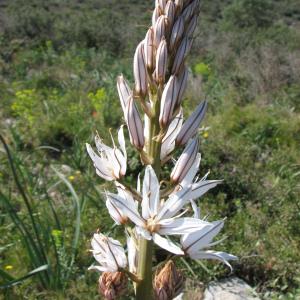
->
[135,87,162,300]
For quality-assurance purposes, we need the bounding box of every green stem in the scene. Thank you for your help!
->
[135,87,162,300]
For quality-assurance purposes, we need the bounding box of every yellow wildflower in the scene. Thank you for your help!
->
[5,265,13,270]
[68,175,75,181]
[203,132,209,138]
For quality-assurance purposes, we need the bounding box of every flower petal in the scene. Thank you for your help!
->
[153,233,184,255]
[181,220,224,254]
[156,186,191,220]
[189,180,223,200]
[160,109,183,161]
[86,143,114,181]
[142,166,160,219]
[189,250,238,271]
[107,193,145,227]
[181,153,201,187]
[158,217,210,235]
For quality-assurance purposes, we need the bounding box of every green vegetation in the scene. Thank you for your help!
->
[0,0,299,299]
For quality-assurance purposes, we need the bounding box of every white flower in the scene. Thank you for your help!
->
[106,165,211,255]
[177,152,223,217]
[160,109,183,162]
[106,187,137,225]
[181,220,238,269]
[127,233,138,273]
[86,126,127,181]
[89,233,127,273]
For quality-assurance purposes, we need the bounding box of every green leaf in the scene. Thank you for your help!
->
[0,265,48,289]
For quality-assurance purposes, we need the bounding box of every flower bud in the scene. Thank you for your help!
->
[126,97,145,150]
[133,41,148,98]
[155,39,168,84]
[174,0,184,14]
[176,101,207,146]
[117,75,132,115]
[144,27,155,71]
[152,7,160,28]
[170,16,184,50]
[170,138,199,183]
[175,66,188,107]
[186,15,198,38]
[172,37,192,75]
[153,261,184,300]
[156,0,166,12]
[154,15,167,48]
[159,75,178,128]
[182,0,197,23]
[99,272,127,300]
[164,0,175,28]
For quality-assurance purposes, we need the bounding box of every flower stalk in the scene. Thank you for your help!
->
[86,1,237,299]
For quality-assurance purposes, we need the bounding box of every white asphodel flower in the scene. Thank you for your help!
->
[107,165,211,255]
[106,187,138,225]
[89,233,127,273]
[180,219,238,269]
[86,126,127,181]
[177,152,223,217]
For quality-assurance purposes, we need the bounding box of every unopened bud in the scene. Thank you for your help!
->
[153,261,184,300]
[164,0,175,28]
[182,0,197,23]
[175,66,188,107]
[159,75,178,128]
[117,75,132,115]
[176,101,207,146]
[126,97,145,150]
[170,138,199,183]
[154,15,167,47]
[186,15,198,38]
[174,0,184,14]
[133,41,147,98]
[155,39,168,84]
[170,16,184,50]
[156,0,167,12]
[144,27,155,71]
[172,37,192,75]
[152,7,160,28]
[99,272,127,300]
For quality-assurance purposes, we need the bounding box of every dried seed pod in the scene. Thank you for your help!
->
[172,37,191,75]
[153,261,184,300]
[170,137,199,183]
[164,0,175,28]
[186,15,198,38]
[159,76,178,128]
[170,16,184,50]
[155,39,168,84]
[117,75,132,115]
[175,66,188,107]
[144,27,155,71]
[154,15,167,47]
[99,272,128,300]
[133,41,147,98]
[176,100,207,146]
[126,97,145,150]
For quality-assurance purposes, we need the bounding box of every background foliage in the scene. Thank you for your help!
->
[0,0,299,299]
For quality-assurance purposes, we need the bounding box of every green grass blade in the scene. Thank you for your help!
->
[0,265,48,289]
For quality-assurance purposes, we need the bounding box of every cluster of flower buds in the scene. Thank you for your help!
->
[153,261,183,300]
[86,1,237,299]
[99,272,128,300]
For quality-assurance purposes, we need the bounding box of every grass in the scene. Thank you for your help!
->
[0,0,300,299]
